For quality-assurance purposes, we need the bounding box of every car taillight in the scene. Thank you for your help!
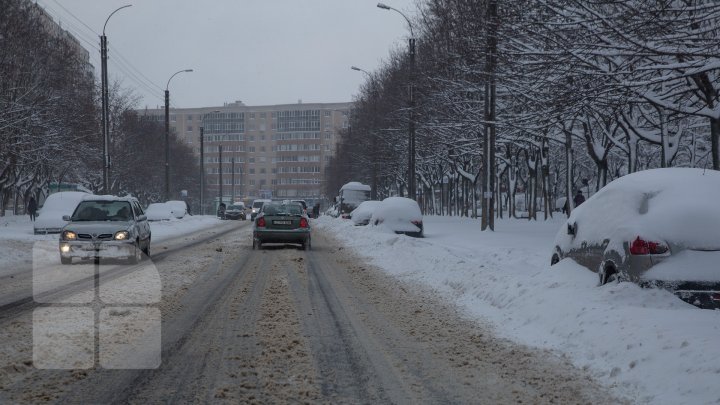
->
[711,293,720,302]
[629,237,668,255]
[257,217,266,227]
[411,220,422,227]
[299,218,308,228]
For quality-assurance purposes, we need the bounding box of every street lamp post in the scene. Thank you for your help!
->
[199,126,204,214]
[164,68,193,201]
[377,3,416,200]
[218,145,223,211]
[100,4,131,194]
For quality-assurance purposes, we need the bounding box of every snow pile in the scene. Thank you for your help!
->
[34,191,90,233]
[145,203,175,221]
[314,214,720,404]
[370,197,423,233]
[350,200,381,226]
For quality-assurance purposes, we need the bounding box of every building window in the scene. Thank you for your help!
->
[325,132,331,139]
[260,168,266,174]
[187,115,193,121]
[250,179,255,186]
[249,168,255,174]
[260,146,265,152]
[186,125,193,132]
[249,157,255,163]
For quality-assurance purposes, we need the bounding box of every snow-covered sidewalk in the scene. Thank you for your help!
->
[314,215,720,405]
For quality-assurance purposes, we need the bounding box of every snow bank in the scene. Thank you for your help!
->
[314,214,720,404]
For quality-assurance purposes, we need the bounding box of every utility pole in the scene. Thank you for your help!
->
[200,126,204,215]
[481,0,498,231]
[218,145,223,208]
[99,5,131,194]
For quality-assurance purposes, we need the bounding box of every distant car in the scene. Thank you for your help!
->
[250,199,271,221]
[144,202,174,221]
[59,196,151,264]
[252,200,311,250]
[370,197,424,237]
[551,168,720,309]
[165,200,188,219]
[224,204,247,220]
[291,199,308,215]
[34,191,90,234]
[350,200,382,226]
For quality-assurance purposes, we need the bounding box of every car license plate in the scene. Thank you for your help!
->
[273,220,291,225]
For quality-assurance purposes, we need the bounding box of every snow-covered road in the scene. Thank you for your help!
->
[314,215,720,405]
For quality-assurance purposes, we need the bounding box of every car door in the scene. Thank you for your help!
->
[132,201,150,242]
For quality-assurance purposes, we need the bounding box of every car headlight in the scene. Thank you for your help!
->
[114,231,130,240]
[62,231,77,240]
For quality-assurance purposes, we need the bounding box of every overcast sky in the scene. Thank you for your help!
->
[36,0,414,109]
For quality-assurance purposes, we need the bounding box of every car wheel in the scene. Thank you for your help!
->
[60,256,71,265]
[551,254,560,266]
[252,238,256,250]
[143,240,151,260]
[304,237,311,251]
[128,241,141,265]
[599,264,618,285]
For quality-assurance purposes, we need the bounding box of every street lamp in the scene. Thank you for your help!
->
[377,2,416,199]
[100,4,131,194]
[164,68,193,201]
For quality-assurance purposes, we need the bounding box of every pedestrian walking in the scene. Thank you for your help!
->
[573,190,585,207]
[27,196,38,221]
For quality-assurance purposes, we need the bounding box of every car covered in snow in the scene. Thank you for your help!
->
[551,168,720,309]
[34,191,91,234]
[165,200,188,219]
[144,202,174,221]
[59,196,151,264]
[350,200,382,226]
[370,197,424,237]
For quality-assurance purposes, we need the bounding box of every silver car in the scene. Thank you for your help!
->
[59,197,151,264]
[550,168,720,309]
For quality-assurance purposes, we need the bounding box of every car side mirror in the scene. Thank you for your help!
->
[567,222,576,236]
[137,215,147,222]
[62,215,71,221]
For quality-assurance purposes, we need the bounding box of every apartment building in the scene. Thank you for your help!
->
[141,100,352,202]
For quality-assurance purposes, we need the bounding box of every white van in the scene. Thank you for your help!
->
[250,199,271,220]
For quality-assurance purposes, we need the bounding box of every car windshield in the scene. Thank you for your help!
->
[228,205,243,210]
[252,201,264,209]
[71,201,133,221]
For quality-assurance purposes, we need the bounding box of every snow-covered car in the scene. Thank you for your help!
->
[59,196,151,264]
[165,200,188,219]
[550,168,720,309]
[370,197,424,237]
[350,200,382,226]
[34,191,91,234]
[144,202,174,221]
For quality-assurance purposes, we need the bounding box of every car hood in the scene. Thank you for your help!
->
[64,221,132,234]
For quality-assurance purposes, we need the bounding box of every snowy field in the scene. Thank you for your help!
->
[314,215,720,405]
[0,214,224,275]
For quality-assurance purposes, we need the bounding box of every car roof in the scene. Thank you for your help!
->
[81,195,138,203]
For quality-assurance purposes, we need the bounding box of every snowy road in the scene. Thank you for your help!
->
[0,220,621,403]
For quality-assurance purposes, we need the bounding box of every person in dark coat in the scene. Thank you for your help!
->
[312,202,320,218]
[573,190,585,207]
[27,196,38,221]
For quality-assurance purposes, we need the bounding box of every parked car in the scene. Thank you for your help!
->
[165,200,188,219]
[252,200,311,250]
[350,200,382,226]
[250,198,271,221]
[550,168,720,309]
[145,202,174,221]
[224,204,247,220]
[59,196,151,264]
[34,191,90,234]
[370,197,424,237]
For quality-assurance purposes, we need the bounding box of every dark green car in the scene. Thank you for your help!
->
[252,201,311,250]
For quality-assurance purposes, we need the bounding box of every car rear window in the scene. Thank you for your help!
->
[262,203,303,216]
